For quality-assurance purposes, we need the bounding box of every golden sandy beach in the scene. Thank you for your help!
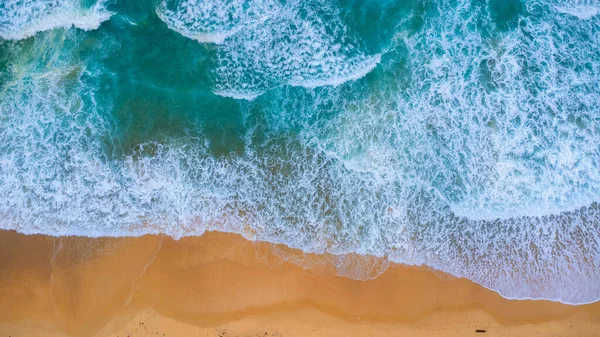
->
[1,229,599,337]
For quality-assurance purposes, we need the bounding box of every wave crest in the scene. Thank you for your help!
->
[0,0,112,40]
[155,0,381,99]
[155,0,276,44]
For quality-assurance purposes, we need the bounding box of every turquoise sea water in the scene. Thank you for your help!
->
[1,0,600,304]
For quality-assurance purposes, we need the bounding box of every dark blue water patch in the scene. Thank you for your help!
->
[80,9,247,158]
[99,10,215,91]
[479,58,498,92]
[378,38,413,92]
[0,40,14,89]
[404,0,438,37]
[488,0,523,31]
[85,6,244,156]
[339,0,418,54]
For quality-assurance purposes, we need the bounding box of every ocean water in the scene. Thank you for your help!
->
[1,0,599,304]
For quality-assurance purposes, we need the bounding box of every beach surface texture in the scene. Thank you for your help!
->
[1,231,600,336]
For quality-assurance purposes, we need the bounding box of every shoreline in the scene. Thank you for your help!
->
[1,229,599,336]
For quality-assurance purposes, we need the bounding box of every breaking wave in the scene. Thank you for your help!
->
[157,0,381,99]
[0,0,111,40]
[555,0,600,20]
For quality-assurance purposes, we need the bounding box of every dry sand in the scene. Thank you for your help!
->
[0,229,599,337]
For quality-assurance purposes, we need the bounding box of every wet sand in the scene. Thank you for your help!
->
[0,229,599,336]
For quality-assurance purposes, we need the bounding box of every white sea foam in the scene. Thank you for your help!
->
[155,0,276,44]
[556,6,600,19]
[155,0,380,98]
[556,0,600,19]
[288,54,382,89]
[214,53,381,100]
[211,0,381,98]
[308,0,600,221]
[0,0,112,40]
[212,89,261,101]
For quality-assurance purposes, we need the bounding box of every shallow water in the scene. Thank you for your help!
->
[0,0,599,304]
